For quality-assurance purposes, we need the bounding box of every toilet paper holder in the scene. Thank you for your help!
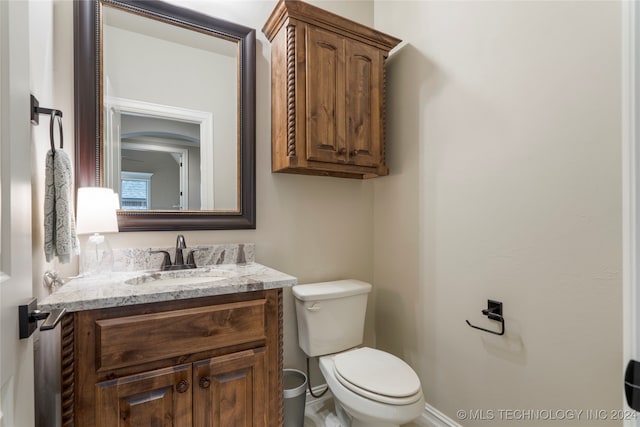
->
[465,300,505,336]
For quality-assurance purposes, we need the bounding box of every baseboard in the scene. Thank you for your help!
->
[418,402,463,427]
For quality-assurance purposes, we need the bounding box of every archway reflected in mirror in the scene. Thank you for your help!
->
[119,114,199,211]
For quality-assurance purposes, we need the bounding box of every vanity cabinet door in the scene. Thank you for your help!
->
[193,348,267,427]
[95,364,193,427]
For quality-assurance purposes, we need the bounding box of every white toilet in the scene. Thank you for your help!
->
[293,279,424,427]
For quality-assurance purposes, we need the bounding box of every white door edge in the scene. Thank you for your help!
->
[622,1,639,425]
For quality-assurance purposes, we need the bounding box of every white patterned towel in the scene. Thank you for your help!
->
[44,149,80,263]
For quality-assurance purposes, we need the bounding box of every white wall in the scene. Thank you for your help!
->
[33,0,76,302]
[373,1,622,425]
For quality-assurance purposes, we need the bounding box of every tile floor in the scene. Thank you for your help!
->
[302,395,420,427]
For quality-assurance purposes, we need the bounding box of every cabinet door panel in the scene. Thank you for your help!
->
[345,41,382,167]
[193,348,267,427]
[305,25,346,163]
[96,364,192,427]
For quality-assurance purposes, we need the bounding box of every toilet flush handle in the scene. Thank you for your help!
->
[307,303,321,312]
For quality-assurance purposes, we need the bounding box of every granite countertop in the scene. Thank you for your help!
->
[39,244,297,312]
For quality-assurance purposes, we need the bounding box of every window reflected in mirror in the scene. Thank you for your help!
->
[121,171,152,210]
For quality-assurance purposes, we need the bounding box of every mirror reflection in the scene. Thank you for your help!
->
[119,114,200,210]
[102,4,239,212]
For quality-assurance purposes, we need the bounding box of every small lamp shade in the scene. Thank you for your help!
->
[76,187,119,235]
[76,187,118,275]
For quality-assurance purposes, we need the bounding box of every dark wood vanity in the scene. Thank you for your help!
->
[61,289,283,427]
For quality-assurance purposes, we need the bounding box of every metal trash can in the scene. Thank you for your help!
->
[283,369,307,427]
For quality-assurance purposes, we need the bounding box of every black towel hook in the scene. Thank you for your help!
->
[30,94,63,152]
[466,300,505,336]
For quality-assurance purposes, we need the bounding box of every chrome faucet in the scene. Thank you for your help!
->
[150,234,198,271]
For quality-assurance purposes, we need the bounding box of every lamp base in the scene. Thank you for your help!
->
[81,233,114,275]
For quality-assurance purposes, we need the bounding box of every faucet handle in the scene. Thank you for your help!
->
[150,250,172,270]
[186,249,200,268]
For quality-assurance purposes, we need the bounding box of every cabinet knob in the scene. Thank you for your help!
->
[337,148,346,155]
[199,377,211,389]
[349,149,358,157]
[176,380,189,393]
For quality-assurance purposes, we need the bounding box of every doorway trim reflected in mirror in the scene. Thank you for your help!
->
[74,0,256,231]
[105,98,215,211]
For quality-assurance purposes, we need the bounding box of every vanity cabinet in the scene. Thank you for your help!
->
[61,290,282,427]
[263,0,401,179]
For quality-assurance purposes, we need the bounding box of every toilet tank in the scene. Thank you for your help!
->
[292,279,372,357]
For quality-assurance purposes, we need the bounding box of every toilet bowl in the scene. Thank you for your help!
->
[319,348,424,427]
[293,280,424,427]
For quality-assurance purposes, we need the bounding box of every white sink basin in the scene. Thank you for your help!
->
[125,268,233,286]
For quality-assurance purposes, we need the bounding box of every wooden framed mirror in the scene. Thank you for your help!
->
[74,0,256,231]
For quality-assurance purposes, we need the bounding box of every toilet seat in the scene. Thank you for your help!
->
[332,347,422,405]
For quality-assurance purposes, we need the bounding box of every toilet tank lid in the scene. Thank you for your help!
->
[293,279,372,301]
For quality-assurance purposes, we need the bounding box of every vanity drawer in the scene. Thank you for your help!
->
[95,299,266,371]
